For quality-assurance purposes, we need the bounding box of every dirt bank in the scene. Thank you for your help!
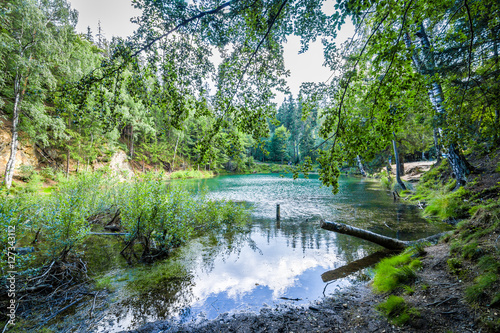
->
[129,243,480,333]
[391,161,436,182]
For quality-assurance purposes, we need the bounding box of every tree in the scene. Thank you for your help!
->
[1,0,77,188]
[270,125,290,163]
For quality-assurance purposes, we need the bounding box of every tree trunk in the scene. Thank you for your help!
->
[4,75,22,189]
[415,24,471,187]
[171,133,180,169]
[433,128,441,162]
[320,220,450,250]
[356,155,367,177]
[66,148,70,177]
[129,124,134,158]
[448,143,472,188]
[392,133,406,190]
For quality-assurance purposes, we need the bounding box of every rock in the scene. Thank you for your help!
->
[0,121,39,175]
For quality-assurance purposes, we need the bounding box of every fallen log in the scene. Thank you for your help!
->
[320,220,451,250]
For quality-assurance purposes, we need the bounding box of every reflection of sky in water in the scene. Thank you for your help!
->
[94,174,446,332]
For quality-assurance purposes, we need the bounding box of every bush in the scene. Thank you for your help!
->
[117,176,249,262]
[18,164,36,182]
[40,166,56,180]
[33,172,115,259]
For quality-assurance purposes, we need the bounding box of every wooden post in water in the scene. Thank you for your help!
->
[276,204,280,221]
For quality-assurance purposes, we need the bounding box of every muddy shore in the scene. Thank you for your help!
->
[128,243,481,333]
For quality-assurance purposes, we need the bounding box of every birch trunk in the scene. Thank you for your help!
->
[171,133,180,169]
[129,124,134,158]
[411,24,471,186]
[4,75,22,189]
[392,133,406,190]
[356,155,367,177]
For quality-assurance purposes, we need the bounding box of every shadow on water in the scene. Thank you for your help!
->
[82,174,449,332]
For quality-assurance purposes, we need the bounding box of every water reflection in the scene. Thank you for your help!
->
[92,174,448,332]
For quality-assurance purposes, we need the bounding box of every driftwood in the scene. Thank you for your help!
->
[320,220,450,250]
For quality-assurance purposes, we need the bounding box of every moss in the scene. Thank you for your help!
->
[447,257,463,275]
[376,295,420,326]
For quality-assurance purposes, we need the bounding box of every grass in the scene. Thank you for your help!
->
[372,250,422,293]
[169,169,215,179]
[422,186,470,220]
[376,295,420,326]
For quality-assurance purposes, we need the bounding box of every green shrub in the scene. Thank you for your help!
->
[117,176,249,262]
[447,257,463,275]
[33,172,114,259]
[40,166,56,180]
[18,164,36,182]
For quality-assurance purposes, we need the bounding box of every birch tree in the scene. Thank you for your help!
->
[1,0,76,188]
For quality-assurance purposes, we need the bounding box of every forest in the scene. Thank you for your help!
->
[1,0,499,332]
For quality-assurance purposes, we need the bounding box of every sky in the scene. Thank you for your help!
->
[70,0,355,103]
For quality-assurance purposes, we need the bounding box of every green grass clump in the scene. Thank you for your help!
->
[372,251,422,293]
[376,295,420,326]
[465,272,498,304]
[423,186,470,220]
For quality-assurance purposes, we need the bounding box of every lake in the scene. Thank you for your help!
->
[92,173,447,332]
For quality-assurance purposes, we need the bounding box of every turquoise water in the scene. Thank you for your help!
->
[94,174,447,331]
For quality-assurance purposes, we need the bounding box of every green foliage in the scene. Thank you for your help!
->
[18,165,37,182]
[447,257,463,276]
[117,175,249,261]
[379,170,393,190]
[40,167,56,180]
[376,295,420,326]
[94,275,115,291]
[33,172,112,259]
[402,285,415,295]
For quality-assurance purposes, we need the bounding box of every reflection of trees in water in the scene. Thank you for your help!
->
[81,236,128,273]
[115,277,195,328]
